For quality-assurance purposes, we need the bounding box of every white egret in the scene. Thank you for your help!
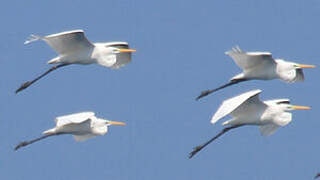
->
[15,112,126,150]
[196,46,315,100]
[16,30,136,93]
[190,89,310,158]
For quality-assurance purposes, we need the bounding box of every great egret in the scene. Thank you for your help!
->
[15,112,126,150]
[190,89,310,158]
[16,30,136,93]
[196,46,315,100]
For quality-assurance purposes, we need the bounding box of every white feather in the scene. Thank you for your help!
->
[211,89,263,124]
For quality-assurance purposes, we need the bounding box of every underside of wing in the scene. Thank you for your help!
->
[44,30,94,55]
[225,46,275,71]
[259,124,280,136]
[293,69,304,82]
[211,89,264,124]
[55,112,95,127]
[106,41,132,69]
[73,134,96,142]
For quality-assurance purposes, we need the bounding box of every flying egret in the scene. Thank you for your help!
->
[196,46,315,100]
[15,112,126,150]
[16,30,136,93]
[190,89,310,158]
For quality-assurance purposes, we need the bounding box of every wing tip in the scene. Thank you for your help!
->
[225,45,242,55]
[24,34,42,44]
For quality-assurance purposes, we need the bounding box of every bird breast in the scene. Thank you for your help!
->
[91,124,108,135]
[260,106,290,125]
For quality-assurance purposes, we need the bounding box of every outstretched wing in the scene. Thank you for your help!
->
[25,30,94,55]
[226,46,276,71]
[55,112,95,127]
[106,42,132,69]
[211,89,264,124]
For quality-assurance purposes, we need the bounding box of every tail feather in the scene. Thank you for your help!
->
[24,34,42,44]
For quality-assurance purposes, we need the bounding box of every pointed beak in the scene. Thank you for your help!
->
[108,120,126,125]
[297,64,316,68]
[291,105,311,110]
[118,48,136,53]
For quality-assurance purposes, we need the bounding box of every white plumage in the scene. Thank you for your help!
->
[190,89,310,158]
[16,30,136,93]
[211,89,309,135]
[226,46,313,82]
[15,112,126,150]
[196,46,315,100]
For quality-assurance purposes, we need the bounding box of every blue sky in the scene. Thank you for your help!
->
[1,0,319,179]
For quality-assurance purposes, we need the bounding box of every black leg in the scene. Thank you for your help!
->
[15,63,70,93]
[196,79,248,100]
[189,124,244,159]
[15,134,53,151]
[14,132,66,151]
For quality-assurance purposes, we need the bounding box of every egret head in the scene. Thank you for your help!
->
[91,119,126,135]
[277,59,315,70]
[276,101,311,112]
[275,59,315,82]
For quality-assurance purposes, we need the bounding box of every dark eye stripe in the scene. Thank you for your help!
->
[110,44,129,48]
[277,101,290,104]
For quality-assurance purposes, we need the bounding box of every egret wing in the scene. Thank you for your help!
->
[73,134,96,142]
[211,89,264,124]
[105,42,132,69]
[226,46,276,71]
[55,112,95,127]
[293,69,304,82]
[43,30,94,55]
[259,124,280,136]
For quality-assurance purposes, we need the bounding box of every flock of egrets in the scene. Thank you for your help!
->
[14,30,315,170]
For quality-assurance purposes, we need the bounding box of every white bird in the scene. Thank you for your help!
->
[196,46,315,100]
[190,89,310,158]
[16,30,136,93]
[15,112,126,150]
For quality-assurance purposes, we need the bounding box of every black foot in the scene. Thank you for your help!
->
[189,145,202,159]
[15,81,32,94]
[196,90,211,100]
[14,141,28,151]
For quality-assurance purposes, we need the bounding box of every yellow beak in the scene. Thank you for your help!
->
[119,48,136,53]
[292,105,311,110]
[108,121,126,125]
[297,64,316,68]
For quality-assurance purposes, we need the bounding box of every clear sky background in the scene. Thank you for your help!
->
[0,0,319,179]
